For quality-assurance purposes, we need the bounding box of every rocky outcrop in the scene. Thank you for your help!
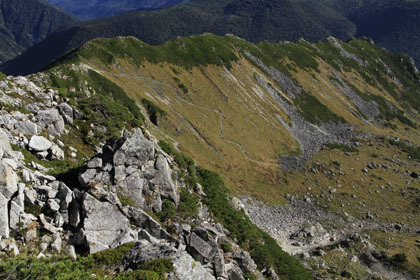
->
[80,193,132,253]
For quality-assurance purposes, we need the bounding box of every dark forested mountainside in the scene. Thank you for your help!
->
[0,0,75,64]
[0,0,357,75]
[47,0,185,19]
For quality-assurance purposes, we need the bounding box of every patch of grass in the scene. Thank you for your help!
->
[324,143,358,153]
[12,143,83,176]
[118,195,135,207]
[197,168,313,280]
[0,72,6,80]
[221,243,232,253]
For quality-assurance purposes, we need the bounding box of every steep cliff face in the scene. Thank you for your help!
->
[0,33,419,279]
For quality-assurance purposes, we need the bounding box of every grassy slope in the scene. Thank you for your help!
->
[44,34,420,203]
[41,34,420,276]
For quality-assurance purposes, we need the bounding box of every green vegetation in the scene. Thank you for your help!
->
[243,273,258,280]
[177,188,198,218]
[389,139,420,161]
[221,243,232,253]
[118,195,136,207]
[93,242,135,266]
[141,98,166,125]
[0,72,5,80]
[294,92,345,125]
[0,243,173,279]
[0,254,99,279]
[24,203,43,217]
[156,200,176,222]
[12,143,83,176]
[197,168,313,280]
[324,143,358,153]
[48,69,144,145]
[113,258,173,280]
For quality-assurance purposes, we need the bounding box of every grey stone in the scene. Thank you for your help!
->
[37,109,65,136]
[118,172,144,208]
[51,233,62,253]
[168,251,216,280]
[82,193,131,253]
[87,157,102,169]
[14,120,38,136]
[187,232,217,263]
[232,250,257,274]
[29,136,52,152]
[228,266,245,280]
[9,201,24,229]
[0,129,11,159]
[49,144,65,160]
[56,183,73,210]
[65,244,77,260]
[214,249,228,279]
[0,193,9,238]
[123,243,178,270]
[0,161,17,200]
[58,103,73,125]
[150,155,178,204]
[128,207,174,241]
[47,199,60,213]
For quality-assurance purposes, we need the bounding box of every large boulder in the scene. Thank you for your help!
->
[115,129,155,166]
[37,109,65,136]
[187,231,218,263]
[81,193,131,253]
[0,161,18,200]
[28,136,52,152]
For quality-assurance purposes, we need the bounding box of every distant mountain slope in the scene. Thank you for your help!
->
[0,0,357,75]
[0,0,75,64]
[47,0,185,19]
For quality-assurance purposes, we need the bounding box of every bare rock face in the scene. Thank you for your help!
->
[79,128,179,210]
[80,193,132,254]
